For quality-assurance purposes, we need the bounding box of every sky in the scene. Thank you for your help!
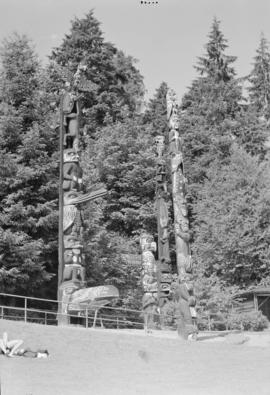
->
[0,0,270,101]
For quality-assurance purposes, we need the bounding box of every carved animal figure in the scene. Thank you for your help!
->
[63,150,83,192]
[62,90,79,150]
[142,293,158,332]
[174,282,197,340]
[63,264,85,283]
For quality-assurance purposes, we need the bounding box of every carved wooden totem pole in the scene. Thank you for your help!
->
[58,66,107,323]
[140,234,158,330]
[166,88,197,339]
[155,135,172,308]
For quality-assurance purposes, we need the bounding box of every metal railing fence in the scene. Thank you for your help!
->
[0,292,145,330]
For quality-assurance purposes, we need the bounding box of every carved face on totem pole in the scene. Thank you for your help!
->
[155,135,165,158]
[64,246,83,265]
[175,221,190,243]
[169,110,179,131]
[177,253,192,274]
[160,272,172,283]
[142,250,156,272]
[173,196,188,218]
[166,89,177,120]
[63,263,85,283]
[156,159,167,197]
[64,191,81,205]
[140,234,156,253]
[179,216,189,233]
[74,63,87,88]
[142,273,157,289]
[63,89,79,150]
[63,152,83,192]
[63,88,75,114]
[64,149,79,163]
[64,234,82,249]
[169,130,182,157]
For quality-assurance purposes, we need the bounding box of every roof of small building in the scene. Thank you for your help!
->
[120,254,141,266]
[233,287,270,298]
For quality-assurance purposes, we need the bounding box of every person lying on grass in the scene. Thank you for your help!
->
[15,348,49,358]
[0,332,49,358]
[0,331,23,357]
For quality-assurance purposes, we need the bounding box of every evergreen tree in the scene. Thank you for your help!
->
[248,34,270,119]
[227,35,270,159]
[231,107,268,157]
[0,34,59,296]
[180,18,242,192]
[195,17,236,82]
[143,81,168,136]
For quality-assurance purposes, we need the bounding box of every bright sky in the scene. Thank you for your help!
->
[0,0,270,100]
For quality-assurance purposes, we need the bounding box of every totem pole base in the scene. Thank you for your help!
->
[57,311,70,326]
[176,319,188,340]
[57,282,79,326]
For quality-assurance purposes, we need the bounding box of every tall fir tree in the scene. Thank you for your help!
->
[248,34,270,119]
[142,81,168,137]
[0,34,59,296]
[229,34,270,158]
[180,18,242,186]
[195,17,236,82]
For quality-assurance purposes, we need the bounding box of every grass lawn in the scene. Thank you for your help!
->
[1,319,270,395]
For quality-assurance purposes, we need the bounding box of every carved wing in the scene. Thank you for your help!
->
[65,186,107,205]
[62,92,74,114]
[63,205,77,232]
[159,200,169,228]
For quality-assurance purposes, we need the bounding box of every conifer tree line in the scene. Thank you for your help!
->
[0,12,269,313]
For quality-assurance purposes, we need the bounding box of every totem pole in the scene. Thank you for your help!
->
[166,88,197,339]
[155,136,172,309]
[58,65,107,323]
[140,234,158,331]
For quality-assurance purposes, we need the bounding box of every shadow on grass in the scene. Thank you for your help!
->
[197,330,242,341]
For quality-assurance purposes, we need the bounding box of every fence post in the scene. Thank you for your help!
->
[93,309,98,328]
[208,314,211,331]
[24,298,27,323]
[86,309,88,329]
[45,312,47,325]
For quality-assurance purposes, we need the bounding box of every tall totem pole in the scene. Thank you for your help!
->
[166,88,197,339]
[140,233,158,330]
[58,65,107,322]
[155,136,172,308]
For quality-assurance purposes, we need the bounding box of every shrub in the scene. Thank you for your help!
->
[196,314,209,331]
[227,310,269,331]
[197,311,228,331]
[161,301,176,329]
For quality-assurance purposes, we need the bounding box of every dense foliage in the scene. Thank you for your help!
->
[178,19,270,283]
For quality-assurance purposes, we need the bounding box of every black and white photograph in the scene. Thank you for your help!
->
[0,0,270,394]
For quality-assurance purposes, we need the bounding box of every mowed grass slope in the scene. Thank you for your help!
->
[1,319,270,395]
